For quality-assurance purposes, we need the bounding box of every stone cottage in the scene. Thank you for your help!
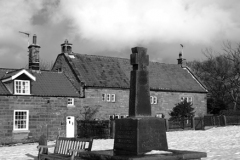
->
[0,36,84,144]
[52,40,208,120]
[0,36,208,144]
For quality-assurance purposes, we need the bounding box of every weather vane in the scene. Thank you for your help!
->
[19,31,31,47]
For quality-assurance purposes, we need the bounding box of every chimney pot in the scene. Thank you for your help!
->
[61,39,72,54]
[177,52,186,68]
[179,52,182,59]
[33,34,37,44]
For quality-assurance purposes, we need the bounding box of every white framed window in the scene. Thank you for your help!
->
[150,96,153,104]
[153,96,157,104]
[115,115,119,119]
[57,68,62,73]
[180,96,193,104]
[14,80,30,95]
[111,94,116,102]
[102,94,106,101]
[155,113,164,118]
[150,96,158,104]
[13,110,29,131]
[103,93,116,103]
[187,97,193,103]
[109,115,114,120]
[107,94,111,102]
[67,98,74,106]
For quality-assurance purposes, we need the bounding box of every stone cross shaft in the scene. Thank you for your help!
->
[129,47,151,117]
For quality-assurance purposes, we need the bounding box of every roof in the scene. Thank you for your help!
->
[62,53,207,93]
[0,68,17,78]
[2,69,36,82]
[31,71,79,97]
[0,68,79,97]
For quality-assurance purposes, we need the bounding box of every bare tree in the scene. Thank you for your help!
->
[77,105,101,120]
[188,42,240,113]
[24,59,54,70]
[222,42,240,111]
[40,59,54,70]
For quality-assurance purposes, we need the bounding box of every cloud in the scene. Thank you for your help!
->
[0,1,41,41]
[0,0,240,68]
[53,0,240,51]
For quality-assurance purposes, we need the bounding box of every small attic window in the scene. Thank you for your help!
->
[69,55,75,59]
[57,68,62,73]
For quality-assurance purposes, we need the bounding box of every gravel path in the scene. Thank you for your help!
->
[0,126,239,160]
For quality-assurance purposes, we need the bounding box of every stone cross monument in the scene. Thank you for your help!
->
[114,47,168,156]
[129,47,151,116]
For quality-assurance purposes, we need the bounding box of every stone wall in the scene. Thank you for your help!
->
[0,96,84,144]
[84,88,207,119]
[0,88,206,144]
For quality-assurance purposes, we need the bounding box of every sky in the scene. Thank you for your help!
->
[0,0,240,69]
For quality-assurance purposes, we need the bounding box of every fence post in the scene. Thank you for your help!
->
[212,116,215,126]
[165,119,169,132]
[222,115,227,126]
[181,117,185,129]
[201,117,204,130]
[191,117,195,129]
[111,120,115,139]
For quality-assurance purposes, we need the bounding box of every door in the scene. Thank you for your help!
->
[66,116,75,138]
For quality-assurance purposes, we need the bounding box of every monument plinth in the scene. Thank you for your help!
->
[114,47,168,156]
[77,46,207,160]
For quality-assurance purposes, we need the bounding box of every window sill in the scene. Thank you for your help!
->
[67,105,75,108]
[14,93,31,96]
[12,130,30,133]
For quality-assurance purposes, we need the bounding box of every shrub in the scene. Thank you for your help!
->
[169,99,195,120]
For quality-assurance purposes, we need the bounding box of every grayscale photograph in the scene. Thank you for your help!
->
[0,0,240,159]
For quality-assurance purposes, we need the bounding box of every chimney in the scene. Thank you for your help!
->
[177,44,186,68]
[177,52,186,68]
[61,39,72,55]
[28,34,40,70]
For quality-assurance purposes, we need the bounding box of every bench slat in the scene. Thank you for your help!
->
[38,137,93,160]
[58,140,63,154]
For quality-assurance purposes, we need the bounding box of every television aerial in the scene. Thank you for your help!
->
[19,31,30,47]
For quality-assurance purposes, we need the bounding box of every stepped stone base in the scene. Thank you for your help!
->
[114,117,168,156]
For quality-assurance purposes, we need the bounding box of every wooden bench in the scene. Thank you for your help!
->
[38,137,93,160]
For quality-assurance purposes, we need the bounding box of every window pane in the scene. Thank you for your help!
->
[24,81,29,93]
[150,96,153,104]
[107,94,111,102]
[111,94,115,102]
[67,98,74,105]
[15,80,30,94]
[153,96,157,104]
[188,97,192,102]
[14,111,28,130]
[102,94,106,101]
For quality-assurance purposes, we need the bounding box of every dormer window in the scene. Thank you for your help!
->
[14,80,30,95]
[2,69,35,95]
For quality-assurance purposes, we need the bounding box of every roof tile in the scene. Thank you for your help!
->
[65,53,207,93]
[0,68,79,97]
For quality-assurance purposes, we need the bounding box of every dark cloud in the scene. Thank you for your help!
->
[0,0,240,68]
